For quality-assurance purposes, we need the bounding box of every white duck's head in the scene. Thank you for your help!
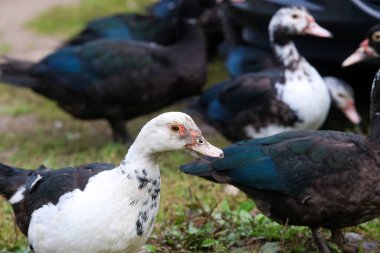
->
[134,112,224,158]
[269,6,332,43]
[324,76,361,125]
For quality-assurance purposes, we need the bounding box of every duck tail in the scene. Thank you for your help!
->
[0,57,37,88]
[0,162,29,201]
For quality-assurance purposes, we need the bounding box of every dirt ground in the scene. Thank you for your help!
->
[0,0,81,61]
[0,0,83,136]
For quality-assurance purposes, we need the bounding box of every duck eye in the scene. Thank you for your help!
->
[170,125,180,132]
[292,14,299,19]
[372,31,380,42]
[337,93,345,98]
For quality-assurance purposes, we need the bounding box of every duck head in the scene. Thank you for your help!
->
[134,112,224,158]
[269,6,332,44]
[324,76,361,125]
[342,25,380,67]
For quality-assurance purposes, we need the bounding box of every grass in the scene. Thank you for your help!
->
[0,0,379,252]
[0,43,11,55]
[26,0,154,38]
[0,32,11,55]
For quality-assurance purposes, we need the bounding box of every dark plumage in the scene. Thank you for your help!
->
[64,0,222,60]
[219,2,275,78]
[65,0,182,47]
[226,45,275,78]
[181,70,380,252]
[0,20,207,142]
[194,69,298,141]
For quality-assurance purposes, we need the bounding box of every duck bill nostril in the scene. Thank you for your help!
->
[186,138,224,158]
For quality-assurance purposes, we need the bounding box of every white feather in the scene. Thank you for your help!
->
[277,60,331,130]
[27,112,206,253]
[9,186,26,204]
[28,167,160,253]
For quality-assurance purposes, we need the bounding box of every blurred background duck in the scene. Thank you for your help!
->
[0,7,209,143]
[323,77,361,127]
[64,0,224,60]
[190,6,361,142]
[219,1,276,78]
[342,24,380,67]
[181,69,380,253]
[64,0,184,47]
[215,0,380,125]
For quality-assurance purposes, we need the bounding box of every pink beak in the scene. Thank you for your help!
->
[303,18,332,38]
[342,39,379,67]
[342,101,361,125]
[185,130,224,158]
[187,139,224,158]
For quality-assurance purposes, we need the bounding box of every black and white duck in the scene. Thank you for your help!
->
[0,112,223,253]
[181,69,380,253]
[0,18,207,143]
[342,24,380,67]
[219,5,361,128]
[191,6,361,142]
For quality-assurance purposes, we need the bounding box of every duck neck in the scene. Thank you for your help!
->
[369,71,380,141]
[118,132,159,176]
[271,41,303,71]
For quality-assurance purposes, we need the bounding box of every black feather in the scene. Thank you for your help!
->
[0,20,207,142]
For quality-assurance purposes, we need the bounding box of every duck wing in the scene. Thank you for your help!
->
[31,40,175,103]
[20,163,115,233]
[199,70,297,140]
[181,130,366,195]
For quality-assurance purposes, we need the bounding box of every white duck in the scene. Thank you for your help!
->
[0,112,223,253]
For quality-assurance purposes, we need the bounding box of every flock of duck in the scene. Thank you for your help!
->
[0,0,380,252]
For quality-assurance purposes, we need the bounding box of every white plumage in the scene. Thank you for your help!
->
[0,112,223,253]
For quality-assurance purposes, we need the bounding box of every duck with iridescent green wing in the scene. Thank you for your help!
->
[181,69,380,253]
